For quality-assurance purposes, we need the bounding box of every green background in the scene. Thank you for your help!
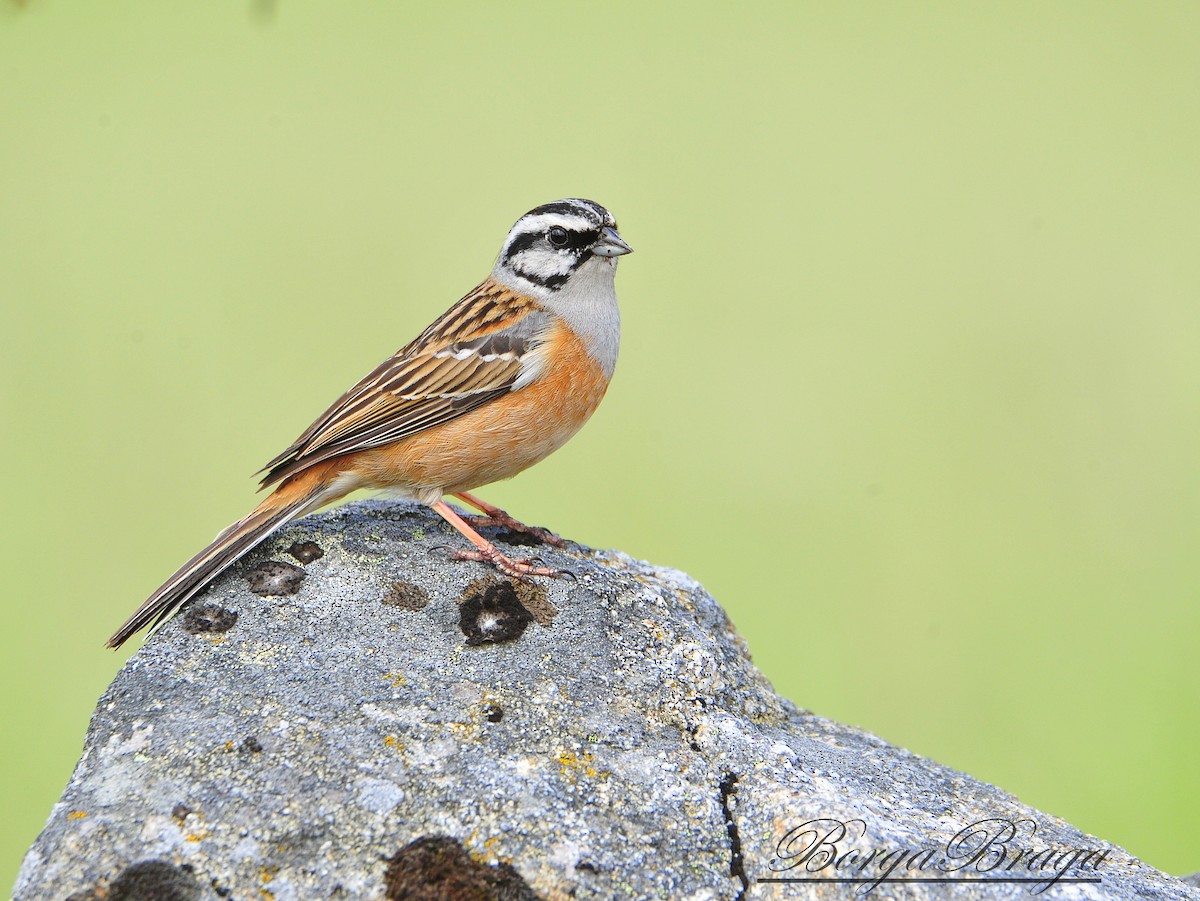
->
[2,1,1198,888]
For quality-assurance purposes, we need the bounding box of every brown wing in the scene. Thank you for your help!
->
[259,279,548,488]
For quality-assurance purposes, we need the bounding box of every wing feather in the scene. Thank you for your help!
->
[259,280,547,488]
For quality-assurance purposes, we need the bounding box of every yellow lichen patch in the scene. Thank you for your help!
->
[554,749,608,782]
[446,720,477,741]
[224,741,235,752]
[383,671,407,687]
[259,864,279,897]
[244,642,284,667]
[185,828,210,842]
[462,833,512,867]
[383,734,404,751]
[66,810,87,820]
[640,618,668,643]
[479,833,516,865]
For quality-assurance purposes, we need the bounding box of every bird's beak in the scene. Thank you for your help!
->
[593,226,633,257]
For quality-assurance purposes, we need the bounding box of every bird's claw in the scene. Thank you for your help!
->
[449,547,565,579]
[462,514,566,548]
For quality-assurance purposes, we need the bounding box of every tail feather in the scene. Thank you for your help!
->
[107,477,331,649]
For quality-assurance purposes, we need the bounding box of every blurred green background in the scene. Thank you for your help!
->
[3,0,1198,888]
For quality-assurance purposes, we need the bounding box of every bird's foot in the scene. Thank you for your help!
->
[449,546,565,579]
[461,513,565,548]
[452,492,565,547]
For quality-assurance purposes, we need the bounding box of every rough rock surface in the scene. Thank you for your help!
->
[14,500,1198,900]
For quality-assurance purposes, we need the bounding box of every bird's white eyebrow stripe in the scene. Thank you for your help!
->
[501,215,599,262]
[511,212,595,233]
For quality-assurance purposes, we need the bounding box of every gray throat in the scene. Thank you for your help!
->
[495,257,622,379]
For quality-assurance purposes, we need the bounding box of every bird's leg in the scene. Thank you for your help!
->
[451,491,565,547]
[431,500,563,579]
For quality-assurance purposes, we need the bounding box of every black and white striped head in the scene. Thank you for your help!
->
[494,198,632,296]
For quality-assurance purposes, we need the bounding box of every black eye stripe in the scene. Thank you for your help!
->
[564,228,598,251]
[502,226,599,262]
[502,231,540,261]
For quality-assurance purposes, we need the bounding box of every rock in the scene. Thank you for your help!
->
[13,500,1197,900]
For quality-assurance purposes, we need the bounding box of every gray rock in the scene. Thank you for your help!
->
[13,500,1197,900]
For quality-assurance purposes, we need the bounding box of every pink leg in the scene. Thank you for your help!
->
[452,491,565,547]
[431,500,562,579]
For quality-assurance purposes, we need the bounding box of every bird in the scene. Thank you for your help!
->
[107,198,632,649]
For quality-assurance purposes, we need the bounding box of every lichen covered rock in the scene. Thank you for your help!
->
[14,501,1196,900]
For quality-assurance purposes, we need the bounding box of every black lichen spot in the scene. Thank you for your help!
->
[246,560,305,596]
[106,860,202,901]
[483,703,504,723]
[287,540,324,563]
[458,580,533,646]
[239,736,263,753]
[170,803,191,823]
[182,603,238,636]
[384,835,544,901]
[382,581,430,611]
[460,575,556,628]
[494,528,543,548]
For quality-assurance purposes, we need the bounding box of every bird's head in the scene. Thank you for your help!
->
[494,198,632,297]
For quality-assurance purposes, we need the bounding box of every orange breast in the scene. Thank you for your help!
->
[350,320,611,498]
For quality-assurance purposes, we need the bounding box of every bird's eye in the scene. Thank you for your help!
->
[547,226,569,247]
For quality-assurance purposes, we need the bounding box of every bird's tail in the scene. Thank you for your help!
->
[107,462,345,649]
